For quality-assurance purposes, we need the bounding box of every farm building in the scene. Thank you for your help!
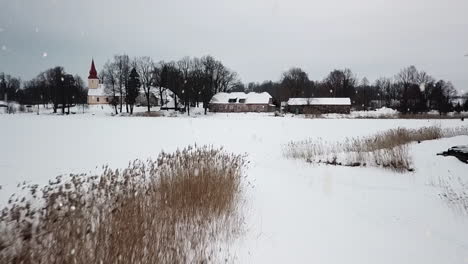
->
[286,97,351,114]
[210,92,275,113]
[135,89,176,107]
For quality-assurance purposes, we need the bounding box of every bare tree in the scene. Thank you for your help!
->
[395,65,433,113]
[200,55,217,114]
[280,67,312,101]
[135,56,155,113]
[218,67,238,92]
[177,57,192,114]
[374,77,394,107]
[160,62,183,111]
[189,57,205,107]
[113,54,131,113]
[44,67,65,113]
[101,61,119,114]
[323,69,357,98]
[152,63,166,107]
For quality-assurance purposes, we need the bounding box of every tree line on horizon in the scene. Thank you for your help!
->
[241,66,466,114]
[1,56,467,115]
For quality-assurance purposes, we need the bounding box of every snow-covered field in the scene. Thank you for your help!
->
[1,111,468,263]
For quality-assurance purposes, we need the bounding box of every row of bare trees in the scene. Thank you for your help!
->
[2,68,86,114]
[99,55,239,114]
[0,73,21,102]
[247,65,466,114]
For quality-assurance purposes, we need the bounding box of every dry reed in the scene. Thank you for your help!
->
[284,126,468,172]
[0,145,246,263]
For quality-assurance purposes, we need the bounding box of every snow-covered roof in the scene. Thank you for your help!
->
[161,98,184,109]
[87,84,107,97]
[143,87,172,99]
[210,92,272,104]
[287,97,351,106]
[450,145,468,154]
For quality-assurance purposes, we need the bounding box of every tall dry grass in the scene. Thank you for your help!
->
[284,126,468,172]
[0,145,246,263]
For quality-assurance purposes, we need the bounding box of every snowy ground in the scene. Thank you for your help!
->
[1,112,468,263]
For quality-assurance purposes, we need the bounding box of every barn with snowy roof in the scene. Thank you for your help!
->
[209,92,275,112]
[286,97,351,114]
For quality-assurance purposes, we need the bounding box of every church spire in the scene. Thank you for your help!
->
[88,59,98,79]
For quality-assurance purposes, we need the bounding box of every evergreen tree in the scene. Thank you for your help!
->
[126,68,141,114]
[463,99,468,112]
[454,102,462,113]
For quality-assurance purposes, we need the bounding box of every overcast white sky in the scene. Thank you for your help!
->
[1,0,467,91]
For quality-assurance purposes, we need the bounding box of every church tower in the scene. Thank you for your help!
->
[88,59,99,89]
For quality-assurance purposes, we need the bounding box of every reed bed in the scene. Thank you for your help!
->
[284,126,468,172]
[0,145,246,263]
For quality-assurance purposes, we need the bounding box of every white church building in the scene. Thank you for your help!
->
[86,59,177,107]
[87,59,113,105]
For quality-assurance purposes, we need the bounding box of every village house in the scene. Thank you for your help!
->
[135,90,175,107]
[209,92,275,112]
[286,97,351,114]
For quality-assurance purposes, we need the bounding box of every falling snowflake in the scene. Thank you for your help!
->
[0,28,4,32]
[329,89,333,93]
[42,52,48,57]
[1,45,6,51]
[35,27,39,33]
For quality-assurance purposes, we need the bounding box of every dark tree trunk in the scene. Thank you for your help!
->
[146,91,151,112]
[159,87,164,108]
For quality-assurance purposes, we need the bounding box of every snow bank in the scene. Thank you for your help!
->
[287,97,351,106]
[322,107,399,118]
